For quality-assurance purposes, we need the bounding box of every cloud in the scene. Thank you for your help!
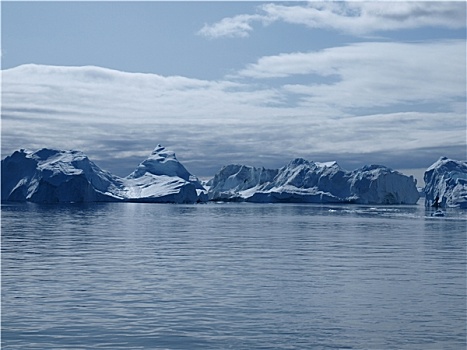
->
[2,47,465,180]
[198,2,466,38]
[197,14,263,39]
[237,40,466,111]
[1,64,287,175]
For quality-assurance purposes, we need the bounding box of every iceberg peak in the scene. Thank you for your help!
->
[151,144,167,156]
[127,145,192,180]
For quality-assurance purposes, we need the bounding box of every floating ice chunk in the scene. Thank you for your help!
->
[424,157,467,209]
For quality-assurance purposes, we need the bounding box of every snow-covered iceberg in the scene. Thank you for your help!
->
[1,148,123,203]
[1,145,207,203]
[208,158,420,204]
[424,157,467,209]
[207,164,278,201]
[123,145,207,203]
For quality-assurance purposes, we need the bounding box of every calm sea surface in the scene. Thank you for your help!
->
[2,202,466,349]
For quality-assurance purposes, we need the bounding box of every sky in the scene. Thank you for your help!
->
[1,1,466,184]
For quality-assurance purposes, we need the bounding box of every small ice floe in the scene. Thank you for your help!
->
[431,209,445,217]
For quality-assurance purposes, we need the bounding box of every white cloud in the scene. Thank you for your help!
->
[238,40,466,110]
[2,64,280,124]
[197,14,263,39]
[2,53,465,178]
[1,64,289,175]
[198,2,466,38]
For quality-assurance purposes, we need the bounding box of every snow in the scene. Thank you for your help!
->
[424,157,467,209]
[2,146,422,205]
[123,145,206,203]
[127,144,198,183]
[1,146,207,203]
[208,158,420,204]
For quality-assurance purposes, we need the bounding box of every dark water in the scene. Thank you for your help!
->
[2,202,466,349]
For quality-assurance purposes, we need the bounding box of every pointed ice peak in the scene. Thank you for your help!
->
[151,144,165,155]
[127,145,191,181]
[149,144,177,162]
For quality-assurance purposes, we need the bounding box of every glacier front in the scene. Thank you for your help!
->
[1,145,207,204]
[424,157,467,209]
[208,158,420,204]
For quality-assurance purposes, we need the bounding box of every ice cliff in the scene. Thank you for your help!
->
[424,157,467,209]
[1,146,207,203]
[2,146,423,205]
[208,158,420,204]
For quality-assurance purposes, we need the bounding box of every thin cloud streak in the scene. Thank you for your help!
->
[198,2,466,39]
[237,40,465,113]
[198,14,263,39]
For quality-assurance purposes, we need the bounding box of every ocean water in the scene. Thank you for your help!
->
[2,202,466,350]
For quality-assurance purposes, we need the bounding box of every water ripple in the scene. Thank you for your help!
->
[2,202,466,349]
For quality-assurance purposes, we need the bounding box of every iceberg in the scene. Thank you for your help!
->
[123,145,207,203]
[1,145,207,204]
[208,158,420,204]
[207,164,278,201]
[424,157,467,209]
[1,146,422,205]
[1,148,124,203]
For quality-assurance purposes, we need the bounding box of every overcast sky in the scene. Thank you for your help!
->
[2,1,466,184]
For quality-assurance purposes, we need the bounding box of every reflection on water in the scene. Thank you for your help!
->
[2,202,466,349]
